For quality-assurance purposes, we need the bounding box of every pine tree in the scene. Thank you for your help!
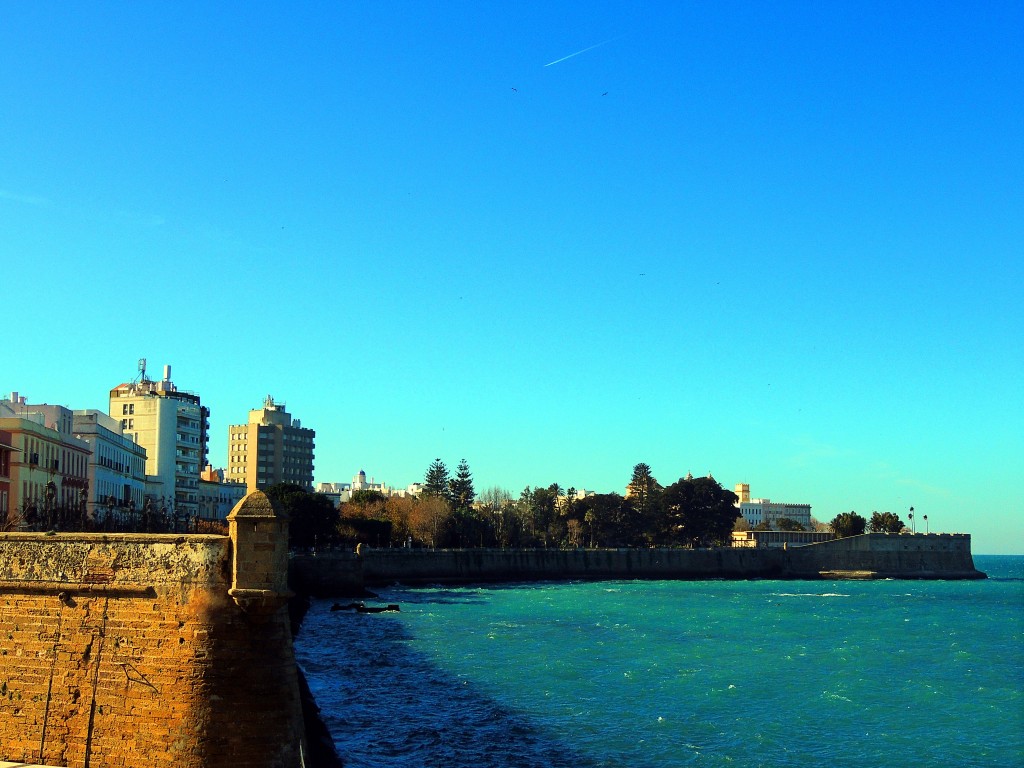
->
[449,458,476,513]
[423,459,451,502]
[627,462,663,533]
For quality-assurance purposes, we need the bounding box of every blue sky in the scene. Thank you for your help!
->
[2,2,1021,553]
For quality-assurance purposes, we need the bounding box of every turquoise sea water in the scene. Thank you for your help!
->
[295,555,1023,767]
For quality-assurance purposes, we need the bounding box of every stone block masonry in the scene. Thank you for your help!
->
[289,533,983,594]
[0,491,307,768]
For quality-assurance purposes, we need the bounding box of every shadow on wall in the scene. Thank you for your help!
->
[295,598,603,768]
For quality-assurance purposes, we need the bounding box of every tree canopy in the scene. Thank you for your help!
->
[831,511,867,538]
[869,511,905,533]
[655,475,739,547]
[350,489,387,506]
[325,459,843,551]
[449,458,476,512]
[423,459,451,502]
[264,483,339,549]
[627,462,663,541]
[775,517,806,532]
[627,463,662,511]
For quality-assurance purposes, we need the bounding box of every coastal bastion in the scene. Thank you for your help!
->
[0,491,306,768]
[291,532,984,594]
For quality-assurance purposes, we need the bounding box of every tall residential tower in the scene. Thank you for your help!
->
[227,396,315,493]
[108,361,209,520]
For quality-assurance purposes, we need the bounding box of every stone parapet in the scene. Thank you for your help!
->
[0,492,308,768]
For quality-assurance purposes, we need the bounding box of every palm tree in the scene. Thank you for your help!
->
[908,506,915,534]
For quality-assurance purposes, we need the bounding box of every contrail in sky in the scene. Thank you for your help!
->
[544,37,618,67]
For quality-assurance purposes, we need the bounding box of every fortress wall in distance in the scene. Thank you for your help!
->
[782,532,983,579]
[290,534,983,595]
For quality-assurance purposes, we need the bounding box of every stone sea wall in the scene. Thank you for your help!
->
[290,533,983,595]
[784,532,983,579]
[0,492,307,768]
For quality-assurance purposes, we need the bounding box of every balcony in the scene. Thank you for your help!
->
[176,418,200,434]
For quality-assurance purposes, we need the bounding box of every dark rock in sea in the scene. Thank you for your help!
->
[356,603,400,614]
[330,601,365,612]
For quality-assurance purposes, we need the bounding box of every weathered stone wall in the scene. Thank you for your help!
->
[289,549,367,597]
[289,547,786,594]
[0,491,307,768]
[289,534,983,594]
[362,546,785,584]
[783,532,983,579]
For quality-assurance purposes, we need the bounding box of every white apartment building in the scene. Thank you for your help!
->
[108,363,209,520]
[72,409,147,520]
[734,483,812,529]
[316,474,423,505]
[315,481,352,505]
[227,396,315,493]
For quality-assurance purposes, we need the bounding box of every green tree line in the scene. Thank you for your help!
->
[268,461,903,550]
[269,462,742,550]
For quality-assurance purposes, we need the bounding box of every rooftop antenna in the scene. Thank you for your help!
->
[137,358,149,384]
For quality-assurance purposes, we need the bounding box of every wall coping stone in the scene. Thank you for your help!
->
[0,533,231,547]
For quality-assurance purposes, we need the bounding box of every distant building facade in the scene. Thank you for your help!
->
[315,481,351,506]
[316,473,422,505]
[734,483,812,529]
[108,363,210,520]
[72,409,147,520]
[198,465,247,522]
[731,530,834,548]
[227,396,315,493]
[0,395,91,521]
[0,429,13,524]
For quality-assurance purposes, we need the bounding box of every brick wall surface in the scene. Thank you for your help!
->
[1,519,304,767]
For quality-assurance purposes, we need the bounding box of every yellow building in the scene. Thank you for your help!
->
[734,483,751,503]
[227,396,315,493]
[0,397,91,525]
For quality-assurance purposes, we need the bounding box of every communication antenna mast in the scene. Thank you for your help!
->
[137,358,148,384]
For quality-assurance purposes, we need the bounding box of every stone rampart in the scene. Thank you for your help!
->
[289,547,786,594]
[0,491,307,768]
[289,533,983,594]
[361,546,785,584]
[782,532,983,579]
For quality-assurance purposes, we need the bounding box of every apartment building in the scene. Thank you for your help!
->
[0,429,13,525]
[227,396,314,493]
[0,396,91,521]
[72,409,148,520]
[108,363,209,520]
